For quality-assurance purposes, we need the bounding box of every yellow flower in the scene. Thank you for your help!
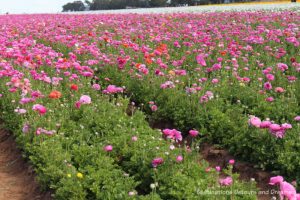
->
[77,172,83,179]
[67,174,71,178]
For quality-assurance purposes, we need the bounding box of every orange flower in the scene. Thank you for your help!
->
[49,90,62,99]
[220,51,227,56]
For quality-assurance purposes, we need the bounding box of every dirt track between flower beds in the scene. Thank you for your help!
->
[0,129,51,200]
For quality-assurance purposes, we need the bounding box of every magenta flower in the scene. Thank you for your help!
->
[104,145,113,152]
[260,121,272,128]
[248,116,261,128]
[229,159,235,165]
[32,104,47,115]
[196,54,207,66]
[264,82,272,90]
[189,130,199,137]
[219,177,233,186]
[269,176,284,185]
[176,155,183,163]
[152,157,164,168]
[280,181,297,200]
[162,129,182,142]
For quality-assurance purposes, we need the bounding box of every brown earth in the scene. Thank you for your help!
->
[200,143,278,200]
[0,129,51,200]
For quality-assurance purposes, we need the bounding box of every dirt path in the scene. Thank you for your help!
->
[0,129,51,200]
[200,143,277,200]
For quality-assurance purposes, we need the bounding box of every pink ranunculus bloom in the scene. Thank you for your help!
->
[104,145,113,152]
[269,176,284,185]
[269,124,282,132]
[266,74,275,81]
[151,105,158,112]
[176,155,183,163]
[266,97,274,102]
[79,95,91,104]
[260,121,272,128]
[131,136,138,142]
[229,159,235,165]
[219,176,233,186]
[275,87,285,93]
[277,63,288,72]
[281,123,292,130]
[162,129,182,142]
[92,84,101,91]
[22,123,30,133]
[280,181,297,200]
[196,54,206,66]
[248,116,261,128]
[295,116,300,121]
[211,78,219,84]
[152,157,164,168]
[264,82,272,90]
[32,104,47,115]
[189,130,199,137]
[75,101,81,109]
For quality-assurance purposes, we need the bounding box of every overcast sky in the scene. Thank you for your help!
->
[0,0,73,14]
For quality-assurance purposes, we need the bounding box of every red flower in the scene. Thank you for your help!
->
[70,84,78,91]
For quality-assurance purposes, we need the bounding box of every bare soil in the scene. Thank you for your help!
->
[200,143,277,200]
[0,129,51,200]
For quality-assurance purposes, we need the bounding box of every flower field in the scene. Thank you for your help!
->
[0,5,300,200]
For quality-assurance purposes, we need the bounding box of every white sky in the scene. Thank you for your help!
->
[0,0,73,14]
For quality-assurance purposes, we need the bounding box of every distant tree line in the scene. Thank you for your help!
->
[62,0,251,11]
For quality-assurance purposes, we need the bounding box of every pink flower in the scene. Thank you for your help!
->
[176,155,183,163]
[103,85,124,94]
[189,130,199,137]
[269,124,281,132]
[104,145,113,152]
[32,104,47,115]
[196,54,206,66]
[151,105,158,112]
[266,74,275,81]
[215,166,221,172]
[229,159,235,165]
[266,97,274,102]
[75,101,81,109]
[280,181,297,200]
[295,116,300,121]
[162,129,182,142]
[152,157,164,167]
[211,78,219,84]
[281,123,292,130]
[131,136,138,142]
[92,84,101,91]
[269,176,284,185]
[275,87,285,93]
[22,123,30,133]
[260,121,272,128]
[79,95,91,104]
[264,82,272,90]
[277,63,288,72]
[219,177,233,186]
[249,116,261,128]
